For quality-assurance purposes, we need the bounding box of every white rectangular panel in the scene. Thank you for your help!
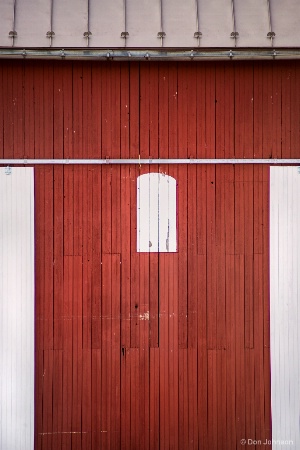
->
[198,0,233,47]
[137,173,177,253]
[126,0,160,47]
[234,0,270,47]
[14,0,51,47]
[270,166,300,449]
[89,0,124,47]
[0,0,15,47]
[52,0,88,47]
[163,0,196,47]
[270,0,300,47]
[0,167,34,450]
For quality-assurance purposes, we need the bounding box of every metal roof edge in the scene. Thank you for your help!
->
[1,47,300,61]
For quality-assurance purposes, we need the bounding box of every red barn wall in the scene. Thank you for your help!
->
[1,60,300,449]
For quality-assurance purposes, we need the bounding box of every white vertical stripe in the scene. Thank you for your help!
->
[0,167,34,450]
[137,173,177,252]
[270,166,300,449]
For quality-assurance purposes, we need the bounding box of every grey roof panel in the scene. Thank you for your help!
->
[15,0,51,47]
[126,0,161,48]
[0,0,15,47]
[0,0,300,49]
[163,0,197,48]
[89,0,124,48]
[234,0,271,48]
[271,0,300,47]
[198,0,233,47]
[52,0,88,47]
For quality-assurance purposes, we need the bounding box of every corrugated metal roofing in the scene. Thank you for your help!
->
[0,0,299,49]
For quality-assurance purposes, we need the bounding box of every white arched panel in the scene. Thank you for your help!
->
[137,172,177,253]
[0,167,34,450]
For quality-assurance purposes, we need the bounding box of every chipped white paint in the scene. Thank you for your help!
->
[0,167,34,450]
[139,311,150,321]
[137,172,177,253]
[270,166,300,449]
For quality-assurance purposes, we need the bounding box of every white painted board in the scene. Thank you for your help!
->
[137,172,177,253]
[0,167,34,450]
[270,166,300,450]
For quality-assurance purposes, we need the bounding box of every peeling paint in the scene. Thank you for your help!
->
[139,311,150,321]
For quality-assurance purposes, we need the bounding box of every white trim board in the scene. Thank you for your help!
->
[0,167,35,450]
[270,166,300,449]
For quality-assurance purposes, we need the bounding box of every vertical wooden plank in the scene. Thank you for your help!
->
[253,253,265,450]
[90,63,100,158]
[206,165,216,350]
[82,347,92,450]
[178,349,189,450]
[188,348,198,449]
[280,62,291,159]
[149,348,160,450]
[81,167,94,364]
[91,349,101,450]
[159,254,169,450]
[100,254,112,449]
[44,63,54,158]
[3,62,14,159]
[71,256,83,450]
[12,61,25,159]
[225,254,236,450]
[53,166,64,350]
[52,350,63,450]
[187,165,198,348]
[35,349,43,449]
[262,168,271,443]
[207,349,217,450]
[101,165,112,253]
[53,62,64,159]
[91,169,102,350]
[139,253,150,450]
[110,255,121,450]
[121,345,131,450]
[62,62,74,159]
[62,256,73,450]
[130,173,139,347]
[130,348,140,450]
[73,62,83,159]
[177,64,188,349]
[42,350,54,450]
[168,253,179,450]
[244,166,254,350]
[235,254,246,446]
[197,253,208,449]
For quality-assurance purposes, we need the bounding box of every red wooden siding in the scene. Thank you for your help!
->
[1,60,300,449]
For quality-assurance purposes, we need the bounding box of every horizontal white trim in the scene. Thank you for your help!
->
[1,158,300,165]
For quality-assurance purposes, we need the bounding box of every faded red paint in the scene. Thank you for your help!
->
[1,59,299,449]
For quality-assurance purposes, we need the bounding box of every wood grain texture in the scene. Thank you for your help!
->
[1,60,297,449]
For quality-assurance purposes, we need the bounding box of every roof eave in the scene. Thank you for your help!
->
[1,47,300,61]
